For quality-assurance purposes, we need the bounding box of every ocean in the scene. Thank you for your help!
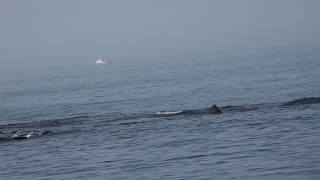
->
[1,48,320,180]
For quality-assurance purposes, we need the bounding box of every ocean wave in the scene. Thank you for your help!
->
[282,97,320,106]
[221,105,259,112]
[0,115,89,129]
[1,96,319,142]
[155,111,183,115]
[153,96,320,117]
[0,130,51,142]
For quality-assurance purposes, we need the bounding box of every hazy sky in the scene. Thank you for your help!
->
[0,0,319,70]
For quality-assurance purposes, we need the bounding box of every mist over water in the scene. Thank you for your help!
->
[1,0,320,70]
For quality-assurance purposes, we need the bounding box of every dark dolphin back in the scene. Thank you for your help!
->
[282,97,320,106]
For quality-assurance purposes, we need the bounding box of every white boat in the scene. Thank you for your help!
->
[95,56,110,64]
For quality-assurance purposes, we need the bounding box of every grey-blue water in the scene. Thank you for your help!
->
[1,48,320,180]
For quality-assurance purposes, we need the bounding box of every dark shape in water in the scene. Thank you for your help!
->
[11,136,28,140]
[0,130,51,142]
[221,105,258,112]
[2,96,320,143]
[208,104,223,114]
[283,97,320,106]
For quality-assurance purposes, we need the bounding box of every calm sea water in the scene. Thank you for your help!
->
[1,48,320,180]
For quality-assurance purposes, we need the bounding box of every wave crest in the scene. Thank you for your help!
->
[156,111,183,115]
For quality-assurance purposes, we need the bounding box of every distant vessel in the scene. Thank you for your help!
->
[95,56,110,64]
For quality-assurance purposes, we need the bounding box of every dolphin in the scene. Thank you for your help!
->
[208,104,223,114]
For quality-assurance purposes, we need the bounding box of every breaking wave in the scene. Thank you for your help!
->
[0,130,51,142]
[155,111,183,115]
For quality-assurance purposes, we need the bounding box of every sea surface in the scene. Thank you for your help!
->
[1,48,320,180]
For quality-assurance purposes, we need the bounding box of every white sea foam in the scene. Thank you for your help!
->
[155,111,183,115]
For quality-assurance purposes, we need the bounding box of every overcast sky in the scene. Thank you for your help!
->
[0,0,319,70]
